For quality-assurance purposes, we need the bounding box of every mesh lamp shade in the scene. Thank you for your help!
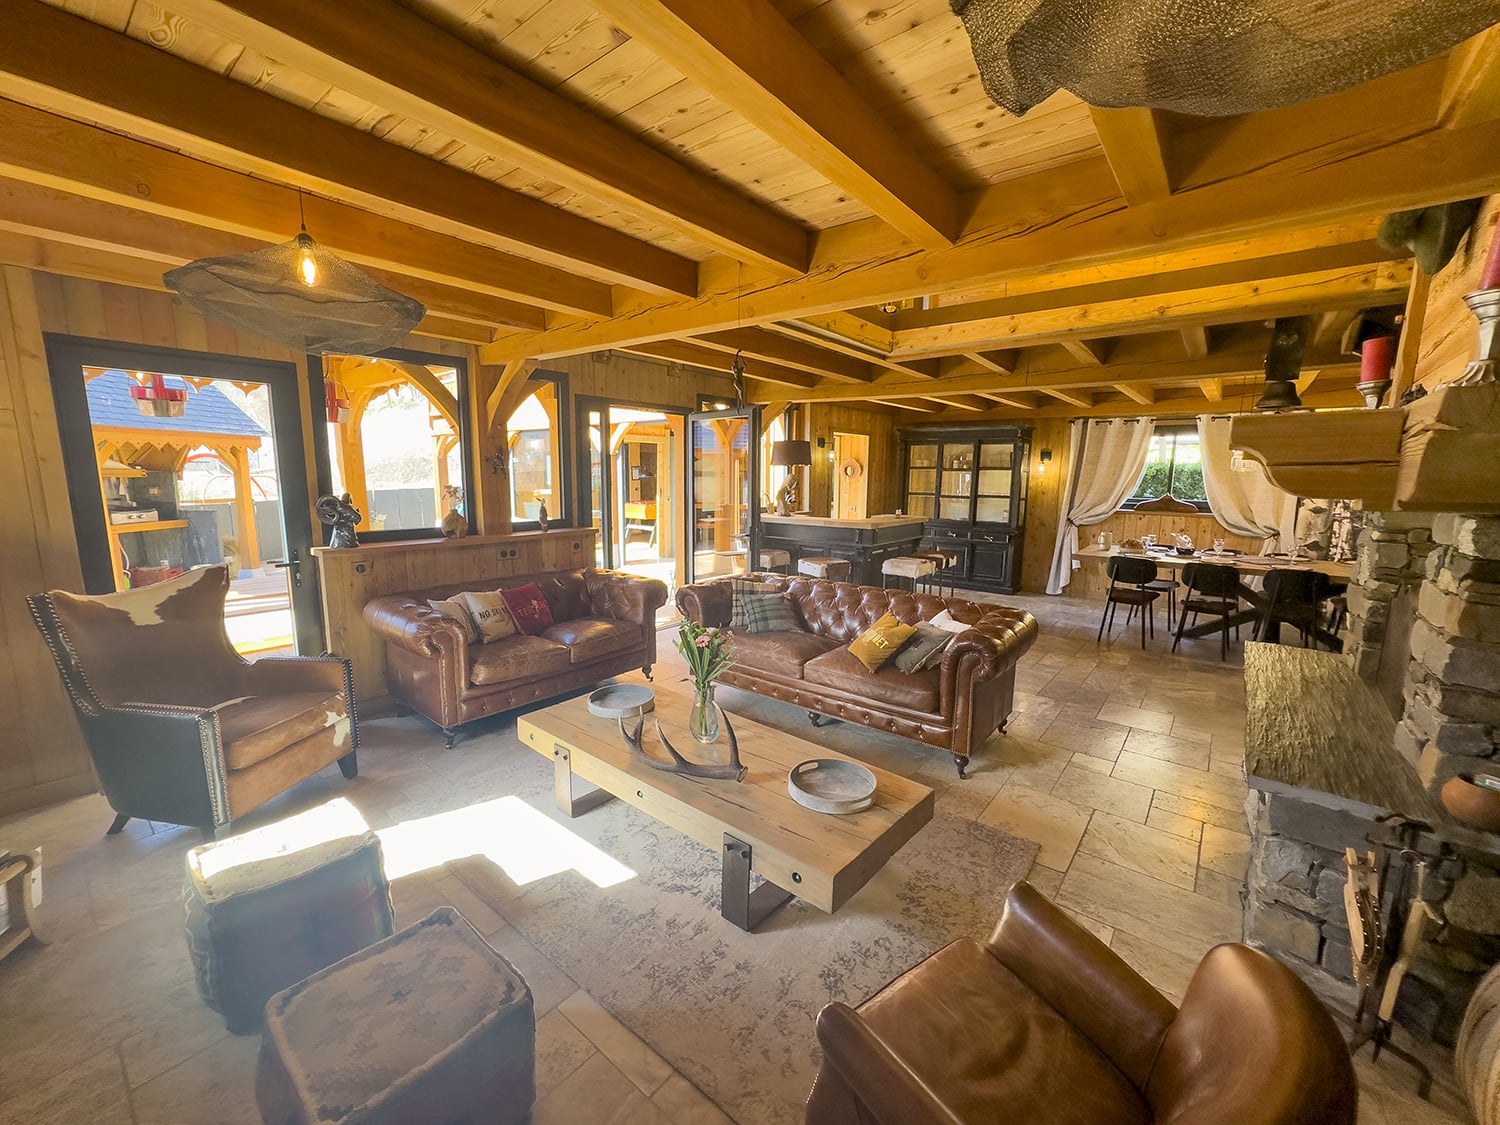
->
[769,440,813,468]
[164,232,425,355]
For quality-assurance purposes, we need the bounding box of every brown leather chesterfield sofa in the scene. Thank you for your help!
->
[676,575,1037,778]
[808,881,1357,1124]
[364,568,667,746]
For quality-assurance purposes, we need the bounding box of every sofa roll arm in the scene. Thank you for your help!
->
[362,595,470,659]
[676,581,732,628]
[812,1003,965,1125]
[584,567,669,625]
[985,882,1176,1091]
[83,702,231,829]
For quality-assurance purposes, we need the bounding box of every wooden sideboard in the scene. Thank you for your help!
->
[313,529,597,703]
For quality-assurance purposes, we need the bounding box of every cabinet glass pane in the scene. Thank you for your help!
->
[942,443,973,470]
[908,443,939,468]
[908,494,934,519]
[976,469,1011,495]
[939,498,969,520]
[979,443,1013,470]
[907,467,936,494]
[976,497,1011,523]
[940,470,971,496]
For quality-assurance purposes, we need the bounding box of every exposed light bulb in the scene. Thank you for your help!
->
[294,232,318,287]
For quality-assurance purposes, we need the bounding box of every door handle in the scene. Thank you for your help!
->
[273,549,302,588]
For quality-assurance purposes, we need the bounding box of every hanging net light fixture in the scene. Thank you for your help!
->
[949,0,1500,117]
[164,230,425,355]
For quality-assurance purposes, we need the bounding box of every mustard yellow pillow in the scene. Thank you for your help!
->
[848,613,916,673]
[457,589,518,643]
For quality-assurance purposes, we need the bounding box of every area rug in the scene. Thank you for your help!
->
[443,729,1038,1125]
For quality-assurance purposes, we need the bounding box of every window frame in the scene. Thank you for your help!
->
[505,369,571,531]
[311,345,475,544]
[1119,423,1212,513]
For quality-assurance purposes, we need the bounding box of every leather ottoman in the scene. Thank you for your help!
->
[184,797,394,1034]
[256,907,536,1125]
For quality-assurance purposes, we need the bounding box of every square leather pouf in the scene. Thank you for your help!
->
[184,797,394,1034]
[256,907,536,1125]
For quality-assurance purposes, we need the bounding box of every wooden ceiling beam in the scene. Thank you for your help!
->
[1089,107,1173,205]
[591,0,959,249]
[1198,377,1225,402]
[869,397,940,413]
[1180,326,1211,359]
[0,100,612,318]
[1440,25,1500,128]
[0,1,692,300]
[0,176,547,331]
[691,327,879,383]
[977,391,1040,410]
[619,338,821,389]
[889,261,1413,358]
[924,394,993,411]
[1042,388,1095,409]
[1061,338,1114,366]
[163,0,809,274]
[763,314,941,380]
[1114,382,1156,405]
[483,103,1500,362]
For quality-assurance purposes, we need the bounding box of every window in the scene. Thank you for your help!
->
[321,347,472,539]
[507,382,559,524]
[1124,425,1210,511]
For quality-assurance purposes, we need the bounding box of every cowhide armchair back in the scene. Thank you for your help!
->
[28,566,358,838]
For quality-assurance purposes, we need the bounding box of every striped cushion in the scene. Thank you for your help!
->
[741,593,805,635]
[729,578,778,630]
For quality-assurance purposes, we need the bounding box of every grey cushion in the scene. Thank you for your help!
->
[742,593,806,634]
[893,622,953,673]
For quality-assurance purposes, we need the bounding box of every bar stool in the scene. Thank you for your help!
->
[913,549,959,597]
[758,549,792,574]
[881,556,935,592]
[797,556,851,582]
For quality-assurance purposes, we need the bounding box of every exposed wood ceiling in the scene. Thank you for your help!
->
[5,0,1500,421]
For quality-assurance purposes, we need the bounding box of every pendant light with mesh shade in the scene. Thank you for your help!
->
[164,228,425,355]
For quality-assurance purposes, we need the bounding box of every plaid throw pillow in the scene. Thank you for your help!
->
[729,578,778,630]
[741,593,805,635]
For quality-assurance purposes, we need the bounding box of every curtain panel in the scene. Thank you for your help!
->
[1045,418,1155,595]
[1197,416,1298,551]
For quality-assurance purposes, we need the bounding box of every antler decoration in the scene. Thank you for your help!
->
[619,708,747,782]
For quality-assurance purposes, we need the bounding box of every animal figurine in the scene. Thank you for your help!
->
[537,499,550,532]
[315,493,361,549]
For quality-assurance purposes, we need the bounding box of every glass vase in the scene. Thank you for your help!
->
[689,683,720,744]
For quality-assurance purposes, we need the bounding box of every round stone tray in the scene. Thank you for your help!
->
[587,684,655,720]
[788,758,876,815]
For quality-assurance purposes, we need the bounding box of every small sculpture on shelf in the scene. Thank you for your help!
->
[440,485,468,539]
[537,498,550,532]
[316,493,361,549]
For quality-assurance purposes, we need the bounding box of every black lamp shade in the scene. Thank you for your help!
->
[770,440,813,467]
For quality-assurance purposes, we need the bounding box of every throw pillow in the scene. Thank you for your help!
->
[848,613,917,673]
[501,581,555,635]
[456,590,517,643]
[929,608,972,634]
[892,621,952,673]
[729,577,778,630]
[741,593,806,635]
[427,596,481,645]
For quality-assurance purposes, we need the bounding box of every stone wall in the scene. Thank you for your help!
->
[1342,510,1434,681]
[1400,515,1500,793]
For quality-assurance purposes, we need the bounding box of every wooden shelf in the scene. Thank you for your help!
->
[109,518,189,534]
[1229,409,1405,507]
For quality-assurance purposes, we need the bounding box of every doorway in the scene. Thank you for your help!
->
[833,431,871,519]
[686,406,763,584]
[44,336,322,656]
[578,398,686,620]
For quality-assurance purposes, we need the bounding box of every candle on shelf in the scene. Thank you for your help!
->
[1481,220,1500,290]
[1358,335,1395,384]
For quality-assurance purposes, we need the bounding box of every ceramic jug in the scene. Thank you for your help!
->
[1097,531,1112,549]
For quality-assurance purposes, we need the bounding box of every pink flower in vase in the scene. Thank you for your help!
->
[695,634,712,648]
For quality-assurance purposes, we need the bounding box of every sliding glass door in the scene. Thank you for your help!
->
[686,406,762,584]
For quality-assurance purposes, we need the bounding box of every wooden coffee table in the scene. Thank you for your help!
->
[516,674,934,931]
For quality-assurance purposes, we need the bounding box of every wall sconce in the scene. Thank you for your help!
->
[1038,448,1053,473]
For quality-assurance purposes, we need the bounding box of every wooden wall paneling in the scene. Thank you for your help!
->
[313,529,598,701]
[1062,512,1264,600]
[804,402,899,517]
[1017,416,1071,593]
[1414,196,1498,389]
[0,265,95,816]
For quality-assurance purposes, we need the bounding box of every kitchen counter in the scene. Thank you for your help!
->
[760,514,925,531]
[759,514,925,585]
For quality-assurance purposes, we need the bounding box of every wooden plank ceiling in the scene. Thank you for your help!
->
[5,0,1500,420]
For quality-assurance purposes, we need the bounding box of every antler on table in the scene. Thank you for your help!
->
[619,708,747,782]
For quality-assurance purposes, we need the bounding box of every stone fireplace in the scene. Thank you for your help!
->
[1242,511,1500,1044]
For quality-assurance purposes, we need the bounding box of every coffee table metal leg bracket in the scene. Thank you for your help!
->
[722,834,794,932]
[554,743,615,817]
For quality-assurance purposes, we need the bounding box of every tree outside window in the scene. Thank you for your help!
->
[1124,425,1210,511]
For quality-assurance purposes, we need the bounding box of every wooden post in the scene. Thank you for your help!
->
[230,444,260,570]
[1391,267,1432,405]
[339,391,373,531]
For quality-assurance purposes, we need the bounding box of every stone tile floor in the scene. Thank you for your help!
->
[0,590,1476,1123]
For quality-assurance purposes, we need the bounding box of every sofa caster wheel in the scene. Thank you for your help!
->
[808,711,834,728]
[953,754,969,780]
[643,665,654,682]
[442,729,456,750]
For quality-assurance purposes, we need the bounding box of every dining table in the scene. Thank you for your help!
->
[1073,545,1353,649]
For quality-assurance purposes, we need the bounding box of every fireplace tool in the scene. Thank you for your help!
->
[1344,818,1448,1098]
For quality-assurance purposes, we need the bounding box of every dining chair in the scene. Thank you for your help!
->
[1171,562,1242,661]
[1255,569,1332,647]
[1097,556,1160,649]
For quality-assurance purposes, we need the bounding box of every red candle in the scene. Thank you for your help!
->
[1482,219,1500,289]
[1358,335,1395,384]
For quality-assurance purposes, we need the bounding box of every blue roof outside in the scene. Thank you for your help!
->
[86,370,268,438]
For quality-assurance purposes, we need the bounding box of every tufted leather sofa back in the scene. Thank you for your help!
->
[393,569,593,622]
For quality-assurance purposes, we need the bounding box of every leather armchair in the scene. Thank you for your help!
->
[807,882,1357,1125]
[28,566,358,838]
